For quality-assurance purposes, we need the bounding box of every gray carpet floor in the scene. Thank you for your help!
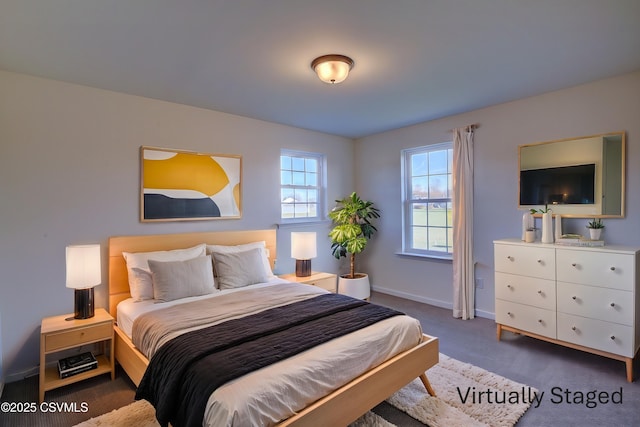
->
[1,291,638,426]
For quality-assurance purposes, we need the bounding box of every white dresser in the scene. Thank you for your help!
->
[494,238,639,382]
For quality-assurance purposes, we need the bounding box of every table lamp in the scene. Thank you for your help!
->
[66,244,101,319]
[291,232,317,277]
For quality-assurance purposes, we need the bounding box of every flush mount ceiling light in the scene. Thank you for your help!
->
[311,54,354,84]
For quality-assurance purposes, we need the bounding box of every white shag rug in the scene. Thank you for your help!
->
[74,354,535,427]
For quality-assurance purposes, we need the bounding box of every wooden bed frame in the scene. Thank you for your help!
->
[108,229,439,426]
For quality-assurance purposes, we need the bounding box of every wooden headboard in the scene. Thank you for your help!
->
[108,229,277,315]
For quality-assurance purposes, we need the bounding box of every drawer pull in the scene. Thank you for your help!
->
[572,296,577,300]
[610,266,616,271]
[537,259,542,263]
[506,284,512,289]
[571,326,576,331]
[571,263,577,267]
[507,312,513,317]
[610,302,615,307]
[537,319,543,323]
[507,256,514,261]
[610,335,616,340]
[537,290,542,294]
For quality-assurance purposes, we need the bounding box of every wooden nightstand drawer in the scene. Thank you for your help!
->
[278,272,337,293]
[45,322,112,352]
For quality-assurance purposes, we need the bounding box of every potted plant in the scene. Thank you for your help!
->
[586,218,604,240]
[328,192,380,299]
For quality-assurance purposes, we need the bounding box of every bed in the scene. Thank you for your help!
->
[108,229,439,426]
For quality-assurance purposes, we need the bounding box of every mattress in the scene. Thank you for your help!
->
[117,280,423,426]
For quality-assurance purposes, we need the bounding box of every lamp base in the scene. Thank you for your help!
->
[295,259,312,277]
[73,288,94,319]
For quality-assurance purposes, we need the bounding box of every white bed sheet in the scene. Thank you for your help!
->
[117,280,423,427]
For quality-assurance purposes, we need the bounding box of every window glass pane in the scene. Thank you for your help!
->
[294,204,308,218]
[447,149,453,171]
[292,171,305,186]
[281,156,291,170]
[306,172,318,186]
[429,227,448,252]
[281,171,291,185]
[307,189,318,203]
[428,203,447,226]
[281,188,294,203]
[428,174,447,198]
[412,203,427,226]
[294,188,308,203]
[429,150,447,174]
[281,204,294,218]
[292,157,305,171]
[305,158,317,173]
[308,203,318,217]
[412,226,428,250]
[411,153,427,176]
[411,176,428,199]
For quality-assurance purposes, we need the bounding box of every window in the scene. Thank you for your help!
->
[280,150,325,221]
[402,142,454,258]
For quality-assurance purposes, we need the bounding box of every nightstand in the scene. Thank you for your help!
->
[279,272,338,293]
[39,308,115,402]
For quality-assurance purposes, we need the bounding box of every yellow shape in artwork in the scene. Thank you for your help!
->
[144,153,229,196]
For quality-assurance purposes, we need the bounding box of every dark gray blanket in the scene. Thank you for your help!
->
[135,292,403,427]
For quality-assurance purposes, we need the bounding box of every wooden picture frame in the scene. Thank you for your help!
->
[140,146,242,222]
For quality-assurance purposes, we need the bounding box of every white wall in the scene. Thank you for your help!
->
[355,71,640,318]
[0,311,4,397]
[0,70,354,381]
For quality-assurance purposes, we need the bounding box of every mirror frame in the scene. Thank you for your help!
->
[518,131,626,218]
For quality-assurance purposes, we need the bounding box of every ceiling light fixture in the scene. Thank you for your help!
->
[311,54,354,84]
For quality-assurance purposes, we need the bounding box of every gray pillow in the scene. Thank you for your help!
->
[148,255,215,302]
[211,248,271,290]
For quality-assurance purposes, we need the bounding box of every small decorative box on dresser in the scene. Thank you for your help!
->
[39,308,115,402]
[494,238,639,382]
[278,272,338,293]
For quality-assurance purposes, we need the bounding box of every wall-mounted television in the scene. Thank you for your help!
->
[519,163,595,206]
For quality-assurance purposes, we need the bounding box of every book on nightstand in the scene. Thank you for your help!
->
[57,352,98,379]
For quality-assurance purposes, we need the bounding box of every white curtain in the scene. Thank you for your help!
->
[452,126,475,319]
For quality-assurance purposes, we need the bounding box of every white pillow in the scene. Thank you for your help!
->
[148,255,216,302]
[206,241,275,279]
[210,248,271,290]
[122,243,207,301]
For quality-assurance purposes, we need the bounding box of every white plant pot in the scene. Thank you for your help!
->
[589,228,602,240]
[337,273,370,300]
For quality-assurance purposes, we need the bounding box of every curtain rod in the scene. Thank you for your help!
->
[449,123,479,132]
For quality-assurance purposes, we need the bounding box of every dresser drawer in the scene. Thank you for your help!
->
[45,322,113,352]
[307,276,337,292]
[495,272,556,311]
[495,299,556,339]
[557,282,633,326]
[557,313,634,357]
[494,244,555,280]
[556,249,635,291]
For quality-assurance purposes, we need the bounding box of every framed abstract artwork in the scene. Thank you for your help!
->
[140,146,242,221]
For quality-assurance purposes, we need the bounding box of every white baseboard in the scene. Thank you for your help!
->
[371,285,495,320]
[6,366,39,384]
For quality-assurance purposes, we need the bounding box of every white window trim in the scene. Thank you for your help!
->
[401,142,454,260]
[280,149,327,223]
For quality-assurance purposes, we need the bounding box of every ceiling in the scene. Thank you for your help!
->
[2,1,640,139]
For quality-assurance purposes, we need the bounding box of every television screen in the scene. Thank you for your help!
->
[520,164,595,206]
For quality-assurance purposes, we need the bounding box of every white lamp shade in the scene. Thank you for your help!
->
[291,232,317,260]
[66,244,102,289]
